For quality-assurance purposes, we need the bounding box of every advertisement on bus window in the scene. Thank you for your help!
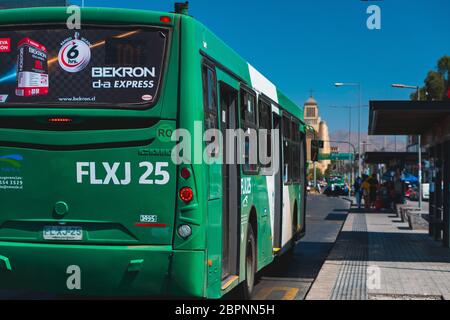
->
[0,27,168,106]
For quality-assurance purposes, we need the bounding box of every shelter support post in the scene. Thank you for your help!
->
[443,141,450,248]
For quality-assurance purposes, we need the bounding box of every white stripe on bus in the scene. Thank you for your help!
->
[248,63,278,103]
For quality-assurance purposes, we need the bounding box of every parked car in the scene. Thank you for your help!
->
[408,183,430,201]
[324,183,349,197]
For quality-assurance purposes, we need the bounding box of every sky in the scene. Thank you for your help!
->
[71,0,449,134]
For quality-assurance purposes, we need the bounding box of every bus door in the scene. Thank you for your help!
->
[219,82,240,279]
[299,132,307,236]
[272,109,283,249]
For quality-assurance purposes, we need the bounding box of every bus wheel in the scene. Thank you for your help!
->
[238,224,256,299]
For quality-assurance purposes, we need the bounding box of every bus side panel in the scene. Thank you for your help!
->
[249,175,274,272]
[205,199,222,298]
[295,184,303,234]
[281,185,293,247]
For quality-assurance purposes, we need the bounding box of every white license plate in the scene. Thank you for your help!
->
[43,226,83,241]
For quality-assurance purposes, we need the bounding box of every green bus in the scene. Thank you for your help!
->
[0,4,307,299]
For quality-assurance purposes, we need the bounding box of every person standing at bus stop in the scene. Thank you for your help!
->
[361,175,371,209]
[368,173,379,209]
[353,176,363,209]
[394,173,405,205]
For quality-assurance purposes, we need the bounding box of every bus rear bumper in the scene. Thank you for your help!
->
[0,241,205,298]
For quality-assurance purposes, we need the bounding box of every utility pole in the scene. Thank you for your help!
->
[334,82,362,177]
[391,84,422,210]
[417,90,422,210]
[313,161,317,191]
[328,105,360,185]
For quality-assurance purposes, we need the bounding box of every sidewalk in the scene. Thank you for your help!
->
[306,206,450,300]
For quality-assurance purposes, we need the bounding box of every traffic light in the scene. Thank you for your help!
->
[311,140,323,162]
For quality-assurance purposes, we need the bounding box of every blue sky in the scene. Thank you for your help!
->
[72,0,450,133]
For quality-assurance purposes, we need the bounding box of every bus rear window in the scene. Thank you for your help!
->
[0,26,168,107]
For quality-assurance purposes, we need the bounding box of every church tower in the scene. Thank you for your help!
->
[303,95,331,174]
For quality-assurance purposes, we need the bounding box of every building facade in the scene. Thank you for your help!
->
[304,96,331,174]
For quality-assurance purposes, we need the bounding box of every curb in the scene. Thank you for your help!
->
[341,197,354,205]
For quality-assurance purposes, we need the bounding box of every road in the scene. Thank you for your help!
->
[248,194,350,300]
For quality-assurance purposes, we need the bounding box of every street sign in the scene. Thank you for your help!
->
[319,153,354,161]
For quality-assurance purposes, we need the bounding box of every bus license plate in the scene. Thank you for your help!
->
[43,226,83,241]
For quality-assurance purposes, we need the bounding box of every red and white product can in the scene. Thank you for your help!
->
[15,38,49,97]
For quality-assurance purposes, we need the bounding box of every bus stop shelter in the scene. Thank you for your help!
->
[364,151,425,180]
[369,101,450,248]
[364,151,424,165]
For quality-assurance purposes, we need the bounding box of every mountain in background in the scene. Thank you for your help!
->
[329,130,407,154]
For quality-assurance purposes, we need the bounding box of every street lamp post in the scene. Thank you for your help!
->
[334,82,362,179]
[391,84,422,210]
[329,105,357,184]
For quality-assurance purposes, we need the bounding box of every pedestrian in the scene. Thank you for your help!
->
[361,175,371,209]
[353,176,363,209]
[388,181,396,210]
[368,173,379,209]
[394,173,405,205]
[380,182,390,210]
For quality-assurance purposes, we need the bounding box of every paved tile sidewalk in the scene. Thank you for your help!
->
[307,208,450,300]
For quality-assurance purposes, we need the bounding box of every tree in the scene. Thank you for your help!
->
[437,55,449,79]
[410,87,428,101]
[437,55,449,100]
[307,168,324,182]
[424,71,446,100]
[411,55,449,101]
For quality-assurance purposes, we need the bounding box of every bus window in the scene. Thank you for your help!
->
[292,120,301,183]
[0,27,168,107]
[300,131,307,183]
[283,114,292,184]
[202,64,218,130]
[258,99,272,170]
[240,89,257,125]
[240,88,258,174]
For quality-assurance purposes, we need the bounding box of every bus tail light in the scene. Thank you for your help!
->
[179,187,193,203]
[180,167,191,180]
[160,16,171,23]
